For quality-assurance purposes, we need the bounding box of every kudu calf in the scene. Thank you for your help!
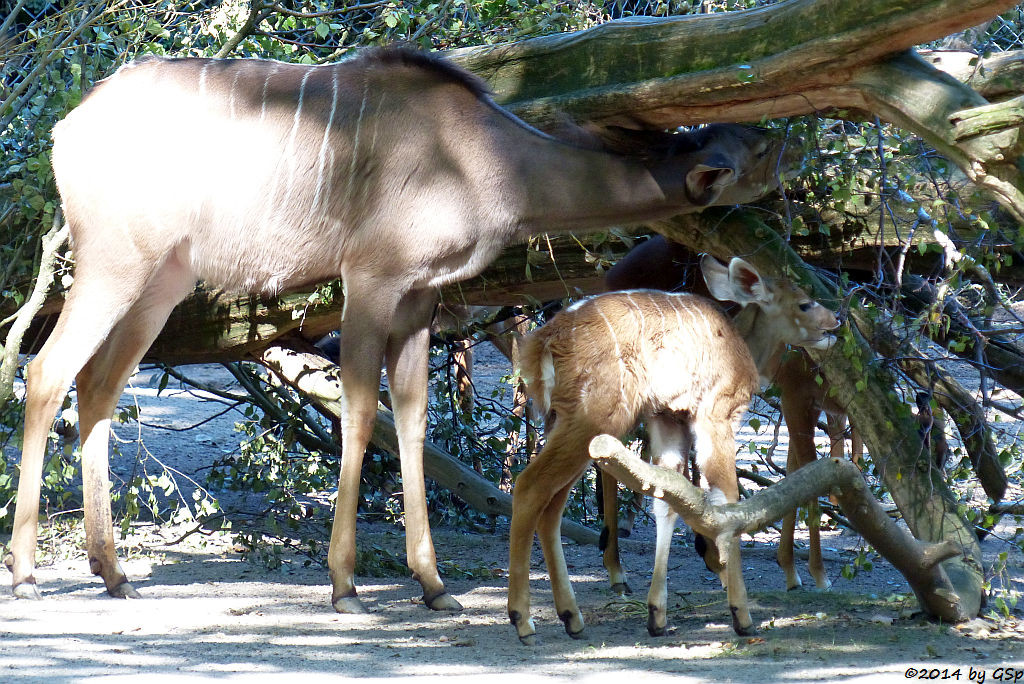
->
[603,235,856,594]
[509,255,838,643]
[10,48,789,613]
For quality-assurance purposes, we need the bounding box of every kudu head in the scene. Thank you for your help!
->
[700,254,840,352]
[591,124,798,209]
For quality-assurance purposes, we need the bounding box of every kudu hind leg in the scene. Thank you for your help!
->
[9,259,172,598]
[522,477,586,640]
[75,258,195,597]
[385,289,461,611]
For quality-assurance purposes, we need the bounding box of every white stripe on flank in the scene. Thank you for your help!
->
[663,293,688,336]
[198,62,210,97]
[228,67,242,120]
[594,301,630,411]
[260,64,280,122]
[280,69,315,208]
[622,292,647,357]
[346,75,372,207]
[305,69,340,229]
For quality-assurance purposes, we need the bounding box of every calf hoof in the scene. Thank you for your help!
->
[734,622,758,637]
[559,610,585,639]
[610,581,632,597]
[647,605,667,637]
[13,582,42,600]
[333,594,369,614]
[731,607,757,636]
[424,591,463,612]
[510,610,537,645]
[109,582,141,599]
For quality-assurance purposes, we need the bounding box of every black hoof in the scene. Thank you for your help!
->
[424,591,463,612]
[647,605,667,637]
[519,633,538,646]
[560,611,585,639]
[731,606,757,636]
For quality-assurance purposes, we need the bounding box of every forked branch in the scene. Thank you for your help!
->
[588,434,970,624]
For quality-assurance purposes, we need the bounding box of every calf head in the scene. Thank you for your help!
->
[701,255,839,351]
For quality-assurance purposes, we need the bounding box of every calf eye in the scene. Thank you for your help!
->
[799,302,813,312]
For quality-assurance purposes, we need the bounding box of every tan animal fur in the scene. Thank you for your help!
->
[508,256,838,643]
[9,48,790,614]
[602,236,859,593]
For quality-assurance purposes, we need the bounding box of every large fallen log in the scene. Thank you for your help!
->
[588,434,968,623]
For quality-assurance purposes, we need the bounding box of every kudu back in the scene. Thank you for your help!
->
[603,235,855,593]
[10,47,789,613]
[508,255,838,643]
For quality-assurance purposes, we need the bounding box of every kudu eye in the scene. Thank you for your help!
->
[799,302,814,312]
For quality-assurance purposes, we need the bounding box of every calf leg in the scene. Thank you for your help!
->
[537,479,584,638]
[694,414,755,635]
[598,469,630,595]
[508,423,590,644]
[778,381,820,590]
[645,416,690,636]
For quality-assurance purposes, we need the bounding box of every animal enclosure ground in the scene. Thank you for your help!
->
[2,521,1024,683]
[2,360,1024,682]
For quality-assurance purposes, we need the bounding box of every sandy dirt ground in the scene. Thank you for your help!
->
[2,360,1024,683]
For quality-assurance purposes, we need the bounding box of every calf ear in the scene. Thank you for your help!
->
[701,255,770,305]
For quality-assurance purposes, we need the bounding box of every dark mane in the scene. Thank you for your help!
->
[358,46,493,99]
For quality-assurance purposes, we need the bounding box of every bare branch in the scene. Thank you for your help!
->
[0,213,68,403]
[590,434,970,623]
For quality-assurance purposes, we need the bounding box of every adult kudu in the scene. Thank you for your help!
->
[9,47,790,614]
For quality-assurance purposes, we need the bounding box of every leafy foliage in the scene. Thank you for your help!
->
[0,2,1022,605]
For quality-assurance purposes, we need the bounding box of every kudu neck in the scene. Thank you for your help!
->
[511,137,688,236]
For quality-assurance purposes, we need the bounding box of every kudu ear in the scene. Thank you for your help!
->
[685,153,737,206]
[701,255,770,306]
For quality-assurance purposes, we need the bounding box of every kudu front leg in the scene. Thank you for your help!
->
[385,289,461,612]
[328,288,394,614]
